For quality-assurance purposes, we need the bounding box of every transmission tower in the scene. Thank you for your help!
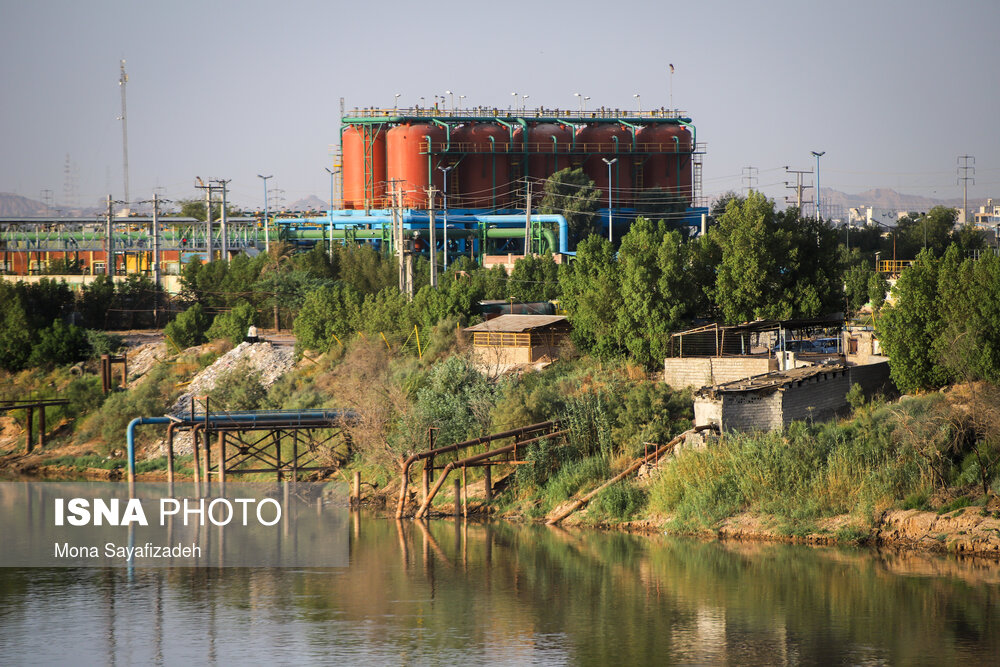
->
[118,59,130,206]
[742,166,759,195]
[784,166,813,212]
[957,155,975,223]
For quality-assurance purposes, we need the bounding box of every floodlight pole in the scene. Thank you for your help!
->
[603,158,617,244]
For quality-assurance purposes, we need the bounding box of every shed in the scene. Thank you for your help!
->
[464,314,570,369]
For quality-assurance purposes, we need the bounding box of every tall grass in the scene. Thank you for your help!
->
[649,396,944,530]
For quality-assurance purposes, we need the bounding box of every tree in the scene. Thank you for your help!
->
[206,301,258,345]
[293,283,362,352]
[896,206,956,257]
[539,168,602,246]
[558,235,622,358]
[508,254,560,302]
[0,288,31,371]
[877,250,948,392]
[27,319,90,368]
[615,218,695,366]
[632,188,690,238]
[713,192,841,323]
[175,198,240,222]
[164,303,211,350]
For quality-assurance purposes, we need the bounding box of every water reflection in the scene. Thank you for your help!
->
[1,515,999,665]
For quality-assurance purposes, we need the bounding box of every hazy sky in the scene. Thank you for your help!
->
[2,0,998,210]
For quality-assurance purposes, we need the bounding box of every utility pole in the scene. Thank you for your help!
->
[438,165,454,271]
[525,180,532,255]
[784,167,814,213]
[811,151,825,221]
[741,166,758,196]
[152,193,162,323]
[427,187,438,288]
[118,60,130,207]
[213,179,231,260]
[958,155,975,224]
[257,175,273,252]
[195,180,216,261]
[105,195,115,277]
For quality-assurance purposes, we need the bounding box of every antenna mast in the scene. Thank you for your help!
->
[119,60,130,206]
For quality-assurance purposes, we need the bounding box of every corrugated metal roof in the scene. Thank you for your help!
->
[464,314,569,333]
[697,363,847,396]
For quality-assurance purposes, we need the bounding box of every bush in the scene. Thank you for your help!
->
[27,320,91,368]
[164,303,211,350]
[85,329,125,357]
[206,301,257,345]
[588,482,648,522]
[207,359,267,411]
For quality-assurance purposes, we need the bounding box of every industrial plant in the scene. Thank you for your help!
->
[0,105,706,288]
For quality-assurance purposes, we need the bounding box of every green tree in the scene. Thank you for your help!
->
[293,283,362,352]
[164,303,212,349]
[877,250,947,392]
[896,206,956,257]
[539,168,602,246]
[868,272,890,312]
[845,264,874,316]
[508,254,560,302]
[0,287,32,371]
[206,301,258,345]
[632,188,691,238]
[558,235,622,358]
[27,319,91,368]
[615,218,694,366]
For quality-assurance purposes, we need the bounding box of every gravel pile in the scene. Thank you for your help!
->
[169,341,295,417]
[126,342,168,387]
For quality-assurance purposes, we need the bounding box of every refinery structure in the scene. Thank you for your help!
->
[0,105,705,287]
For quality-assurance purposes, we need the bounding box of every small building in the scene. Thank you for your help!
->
[694,361,893,432]
[464,314,570,371]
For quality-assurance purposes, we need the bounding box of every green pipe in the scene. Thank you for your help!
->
[429,119,451,151]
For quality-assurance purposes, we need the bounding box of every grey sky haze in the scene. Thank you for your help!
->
[2,0,998,210]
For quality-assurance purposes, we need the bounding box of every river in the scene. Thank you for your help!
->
[2,509,999,665]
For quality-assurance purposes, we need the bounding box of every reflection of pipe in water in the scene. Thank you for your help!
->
[395,518,410,570]
[414,518,452,568]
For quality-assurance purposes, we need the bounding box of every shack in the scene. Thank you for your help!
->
[693,361,893,432]
[464,314,570,370]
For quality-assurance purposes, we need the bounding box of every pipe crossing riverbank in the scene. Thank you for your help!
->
[545,424,718,525]
[396,420,563,519]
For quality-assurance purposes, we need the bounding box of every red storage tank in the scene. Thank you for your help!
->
[452,123,512,208]
[575,124,634,206]
[342,124,388,209]
[675,126,694,203]
[636,124,681,194]
[386,123,446,209]
[513,123,573,183]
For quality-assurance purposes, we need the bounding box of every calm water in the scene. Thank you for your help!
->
[2,513,999,665]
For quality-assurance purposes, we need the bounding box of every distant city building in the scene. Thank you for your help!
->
[974,198,1000,226]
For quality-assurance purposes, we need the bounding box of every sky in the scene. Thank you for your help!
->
[2,0,998,211]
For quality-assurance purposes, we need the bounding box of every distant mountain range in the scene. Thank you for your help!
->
[0,192,101,217]
[821,187,977,213]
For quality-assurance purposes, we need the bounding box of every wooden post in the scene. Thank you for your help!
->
[166,424,175,496]
[453,477,461,517]
[421,464,430,503]
[24,406,33,454]
[37,404,45,450]
[461,466,468,517]
[483,442,492,502]
[191,428,201,488]
[353,471,361,506]
[217,431,226,492]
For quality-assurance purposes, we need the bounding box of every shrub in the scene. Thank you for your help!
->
[27,320,91,368]
[205,301,257,345]
[207,359,267,411]
[164,303,211,349]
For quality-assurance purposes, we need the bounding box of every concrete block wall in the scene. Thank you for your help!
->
[847,361,894,398]
[780,369,851,424]
[720,391,784,431]
[665,357,777,389]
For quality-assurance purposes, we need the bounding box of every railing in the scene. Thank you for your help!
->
[418,141,698,155]
[345,107,689,120]
[877,260,915,274]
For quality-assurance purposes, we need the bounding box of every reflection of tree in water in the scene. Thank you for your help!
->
[3,519,1000,664]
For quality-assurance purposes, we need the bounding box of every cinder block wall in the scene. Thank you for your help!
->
[780,369,851,424]
[665,357,777,389]
[720,391,783,431]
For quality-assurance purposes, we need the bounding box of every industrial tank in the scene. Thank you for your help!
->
[575,124,634,206]
[675,126,694,203]
[452,123,512,208]
[342,124,387,209]
[386,123,446,209]
[635,124,680,194]
[513,123,573,183]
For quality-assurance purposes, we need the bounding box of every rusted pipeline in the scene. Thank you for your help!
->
[396,420,561,518]
[545,424,717,526]
[413,429,568,520]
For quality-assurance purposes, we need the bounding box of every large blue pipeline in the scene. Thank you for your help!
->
[280,210,572,255]
[125,410,356,489]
